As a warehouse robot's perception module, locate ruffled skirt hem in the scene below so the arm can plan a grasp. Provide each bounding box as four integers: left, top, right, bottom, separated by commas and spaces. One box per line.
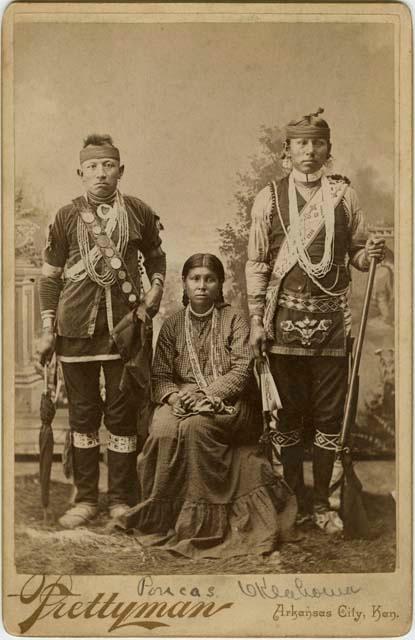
120, 471, 297, 559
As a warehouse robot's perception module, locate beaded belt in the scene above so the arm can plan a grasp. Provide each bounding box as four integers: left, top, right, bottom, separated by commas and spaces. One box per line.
278, 291, 348, 313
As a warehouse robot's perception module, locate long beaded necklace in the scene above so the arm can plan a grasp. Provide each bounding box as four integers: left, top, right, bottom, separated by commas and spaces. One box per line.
184, 305, 220, 388
75, 190, 129, 286
275, 175, 347, 298
288, 172, 335, 278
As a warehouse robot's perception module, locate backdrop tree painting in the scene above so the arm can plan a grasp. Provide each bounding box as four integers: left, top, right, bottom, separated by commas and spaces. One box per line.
218, 125, 285, 312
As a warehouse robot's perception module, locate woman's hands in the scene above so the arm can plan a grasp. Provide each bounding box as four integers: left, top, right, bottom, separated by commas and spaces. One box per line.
177, 389, 204, 411
166, 389, 204, 411
165, 389, 232, 417
166, 392, 180, 407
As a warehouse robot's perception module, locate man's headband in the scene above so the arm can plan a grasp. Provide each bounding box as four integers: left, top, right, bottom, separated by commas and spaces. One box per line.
80, 144, 120, 164
285, 107, 331, 140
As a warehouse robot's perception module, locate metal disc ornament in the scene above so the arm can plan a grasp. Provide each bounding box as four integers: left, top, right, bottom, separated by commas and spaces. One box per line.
81, 211, 95, 224
110, 257, 122, 270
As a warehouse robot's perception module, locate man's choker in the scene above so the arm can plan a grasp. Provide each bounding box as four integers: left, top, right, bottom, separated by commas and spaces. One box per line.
292, 167, 324, 183
87, 189, 117, 206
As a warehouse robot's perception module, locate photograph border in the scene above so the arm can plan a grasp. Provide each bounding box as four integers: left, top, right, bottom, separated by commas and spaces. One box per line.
2, 2, 412, 637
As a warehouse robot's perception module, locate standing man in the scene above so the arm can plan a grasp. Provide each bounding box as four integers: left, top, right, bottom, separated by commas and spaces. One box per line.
246, 109, 385, 534
38, 134, 166, 528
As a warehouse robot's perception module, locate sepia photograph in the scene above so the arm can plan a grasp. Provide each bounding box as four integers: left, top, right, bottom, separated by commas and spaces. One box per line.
2, 2, 412, 637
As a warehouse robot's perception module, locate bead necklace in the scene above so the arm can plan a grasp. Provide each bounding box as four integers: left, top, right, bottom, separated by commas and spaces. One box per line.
185, 305, 220, 387
288, 172, 335, 279
274, 176, 347, 298
189, 304, 215, 318
74, 190, 129, 286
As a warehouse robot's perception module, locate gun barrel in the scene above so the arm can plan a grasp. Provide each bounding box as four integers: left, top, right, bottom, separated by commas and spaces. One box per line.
339, 259, 377, 449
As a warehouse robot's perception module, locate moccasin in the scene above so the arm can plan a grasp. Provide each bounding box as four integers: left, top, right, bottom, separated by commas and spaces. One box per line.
58, 502, 98, 529
313, 509, 343, 534
108, 504, 130, 520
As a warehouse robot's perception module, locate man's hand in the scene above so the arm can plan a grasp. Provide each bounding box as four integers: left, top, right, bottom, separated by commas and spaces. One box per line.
365, 236, 386, 264
250, 316, 267, 361
143, 283, 163, 318
38, 330, 56, 366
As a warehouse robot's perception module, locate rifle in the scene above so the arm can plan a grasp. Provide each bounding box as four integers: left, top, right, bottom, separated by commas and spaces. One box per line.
333, 258, 377, 538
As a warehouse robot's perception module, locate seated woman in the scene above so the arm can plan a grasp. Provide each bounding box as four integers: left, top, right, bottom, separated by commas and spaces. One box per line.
118, 253, 296, 558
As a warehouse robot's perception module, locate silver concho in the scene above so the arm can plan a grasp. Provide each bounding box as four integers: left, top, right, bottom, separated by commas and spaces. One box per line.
110, 257, 122, 270
81, 211, 95, 224
122, 282, 132, 294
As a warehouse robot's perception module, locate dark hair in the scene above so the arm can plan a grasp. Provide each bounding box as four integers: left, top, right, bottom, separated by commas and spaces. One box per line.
83, 134, 115, 148
181, 253, 225, 306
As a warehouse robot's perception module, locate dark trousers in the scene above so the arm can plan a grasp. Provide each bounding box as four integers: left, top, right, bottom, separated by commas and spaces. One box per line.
269, 354, 348, 510
61, 359, 139, 506
61, 359, 138, 436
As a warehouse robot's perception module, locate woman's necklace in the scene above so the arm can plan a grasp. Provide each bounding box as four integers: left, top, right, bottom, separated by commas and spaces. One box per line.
189, 304, 214, 338
189, 304, 215, 318
185, 304, 220, 387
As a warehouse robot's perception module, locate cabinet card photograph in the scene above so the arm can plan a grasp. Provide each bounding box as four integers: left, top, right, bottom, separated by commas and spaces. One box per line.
2, 2, 412, 637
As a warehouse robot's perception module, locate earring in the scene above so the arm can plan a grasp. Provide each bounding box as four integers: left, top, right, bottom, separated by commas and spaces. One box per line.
282, 156, 292, 170
324, 156, 334, 171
